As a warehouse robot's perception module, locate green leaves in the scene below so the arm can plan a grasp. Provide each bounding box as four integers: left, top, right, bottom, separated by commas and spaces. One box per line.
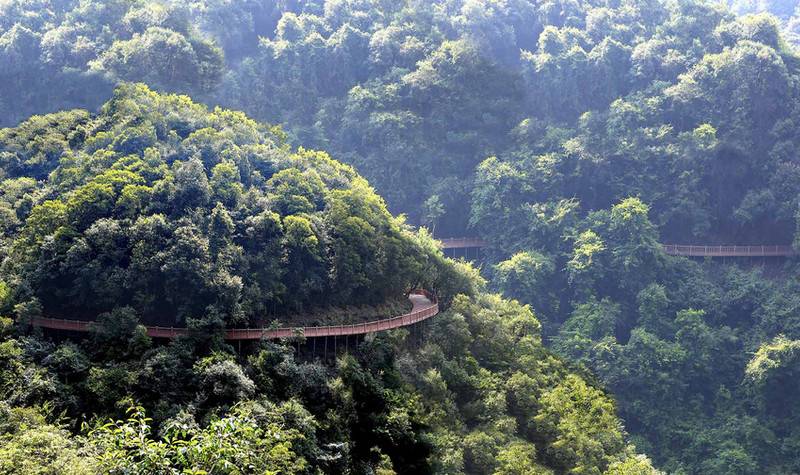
0, 405, 96, 474
568, 230, 606, 286
399, 292, 652, 474
534, 374, 625, 474
1, 85, 432, 323
92, 26, 224, 93
78, 402, 315, 474
746, 335, 800, 386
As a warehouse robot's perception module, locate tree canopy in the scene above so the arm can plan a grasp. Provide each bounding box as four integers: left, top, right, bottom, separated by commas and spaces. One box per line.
0, 85, 654, 474
0, 84, 440, 327
3, 0, 800, 472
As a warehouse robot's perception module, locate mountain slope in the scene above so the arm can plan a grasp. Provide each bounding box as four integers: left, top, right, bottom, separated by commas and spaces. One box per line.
0, 86, 656, 474
0, 83, 431, 327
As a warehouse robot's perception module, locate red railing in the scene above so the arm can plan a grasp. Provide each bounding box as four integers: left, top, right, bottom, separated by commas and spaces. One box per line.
30, 290, 438, 341
662, 244, 796, 257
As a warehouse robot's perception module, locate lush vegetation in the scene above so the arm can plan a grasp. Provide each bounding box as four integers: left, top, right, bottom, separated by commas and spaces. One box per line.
0, 87, 653, 473
4, 0, 800, 472
729, 0, 800, 45
0, 83, 441, 326
5, 0, 800, 239
488, 197, 800, 473
0, 291, 657, 474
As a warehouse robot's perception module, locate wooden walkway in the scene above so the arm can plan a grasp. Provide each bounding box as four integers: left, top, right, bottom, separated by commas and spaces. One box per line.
662, 244, 796, 257
30, 240, 797, 340
439, 237, 489, 249
31, 290, 438, 340
438, 238, 796, 258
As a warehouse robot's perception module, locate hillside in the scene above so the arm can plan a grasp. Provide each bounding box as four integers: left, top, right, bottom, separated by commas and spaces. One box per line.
0, 83, 433, 328
729, 0, 800, 45
0, 86, 656, 474
3, 0, 800, 472
3, 0, 800, 242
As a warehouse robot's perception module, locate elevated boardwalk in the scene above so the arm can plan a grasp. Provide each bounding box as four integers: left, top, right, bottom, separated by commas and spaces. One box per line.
662, 244, 796, 257
31, 241, 797, 340
438, 238, 796, 258
31, 290, 438, 340
439, 237, 489, 249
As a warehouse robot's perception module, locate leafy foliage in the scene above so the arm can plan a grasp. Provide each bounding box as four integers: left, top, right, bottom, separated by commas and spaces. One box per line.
5, 0, 800, 472
0, 84, 647, 473
0, 84, 436, 326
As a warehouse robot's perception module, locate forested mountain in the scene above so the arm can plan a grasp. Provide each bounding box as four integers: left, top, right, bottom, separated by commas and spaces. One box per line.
4, 0, 800, 241
489, 197, 800, 473
0, 87, 656, 473
0, 83, 436, 326
729, 0, 800, 45
3, 0, 800, 473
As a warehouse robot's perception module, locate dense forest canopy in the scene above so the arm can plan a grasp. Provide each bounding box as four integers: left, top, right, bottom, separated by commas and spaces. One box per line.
729, 0, 800, 44
3, 0, 800, 473
4, 0, 800, 242
0, 87, 656, 474
0, 83, 442, 327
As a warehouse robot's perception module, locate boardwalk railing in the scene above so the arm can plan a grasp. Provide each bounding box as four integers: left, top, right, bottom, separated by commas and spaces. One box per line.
662, 244, 796, 257
30, 290, 438, 341
437, 238, 798, 258
439, 237, 489, 249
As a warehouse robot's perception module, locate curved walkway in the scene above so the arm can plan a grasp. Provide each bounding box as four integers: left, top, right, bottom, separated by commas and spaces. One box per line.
30, 290, 438, 341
